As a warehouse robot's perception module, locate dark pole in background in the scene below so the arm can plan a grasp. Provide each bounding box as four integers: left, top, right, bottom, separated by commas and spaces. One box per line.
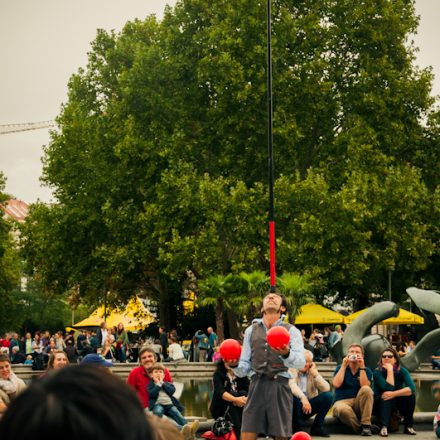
267, 0, 276, 291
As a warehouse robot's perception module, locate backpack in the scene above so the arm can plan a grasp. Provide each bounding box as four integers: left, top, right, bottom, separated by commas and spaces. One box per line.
32, 353, 47, 371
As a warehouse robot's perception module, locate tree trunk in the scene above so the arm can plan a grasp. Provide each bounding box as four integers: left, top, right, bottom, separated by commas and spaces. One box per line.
215, 299, 225, 343
158, 279, 170, 329
147, 272, 171, 329
226, 308, 240, 340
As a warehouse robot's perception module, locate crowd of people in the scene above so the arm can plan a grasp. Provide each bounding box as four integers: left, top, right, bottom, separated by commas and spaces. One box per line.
0, 323, 134, 367
0, 293, 439, 439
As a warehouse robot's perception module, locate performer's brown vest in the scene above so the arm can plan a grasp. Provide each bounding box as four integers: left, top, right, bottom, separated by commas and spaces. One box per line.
250, 321, 292, 378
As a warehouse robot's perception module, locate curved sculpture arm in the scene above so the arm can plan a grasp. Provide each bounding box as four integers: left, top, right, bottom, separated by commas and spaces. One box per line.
343, 301, 399, 354
401, 328, 440, 371
406, 287, 440, 315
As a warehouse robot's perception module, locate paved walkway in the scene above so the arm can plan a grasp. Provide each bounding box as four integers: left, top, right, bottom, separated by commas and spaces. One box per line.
282, 433, 436, 440
196, 430, 438, 440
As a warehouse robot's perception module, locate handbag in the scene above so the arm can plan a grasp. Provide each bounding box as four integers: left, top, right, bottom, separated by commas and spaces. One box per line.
212, 407, 234, 437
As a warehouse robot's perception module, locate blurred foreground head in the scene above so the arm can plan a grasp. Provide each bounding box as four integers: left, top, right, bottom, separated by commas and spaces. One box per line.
0, 365, 153, 440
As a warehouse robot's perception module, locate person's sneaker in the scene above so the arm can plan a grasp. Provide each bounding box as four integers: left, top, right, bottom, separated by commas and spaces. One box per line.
361, 425, 373, 436
379, 426, 388, 437
181, 424, 192, 440
404, 426, 417, 435
310, 427, 331, 437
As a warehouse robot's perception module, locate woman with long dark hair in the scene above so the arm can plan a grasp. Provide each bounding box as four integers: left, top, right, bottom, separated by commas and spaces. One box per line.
373, 347, 416, 437
209, 359, 249, 438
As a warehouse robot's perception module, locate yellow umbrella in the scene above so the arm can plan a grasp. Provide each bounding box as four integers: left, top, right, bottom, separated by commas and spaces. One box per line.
73, 297, 155, 331
344, 308, 424, 325
294, 304, 346, 324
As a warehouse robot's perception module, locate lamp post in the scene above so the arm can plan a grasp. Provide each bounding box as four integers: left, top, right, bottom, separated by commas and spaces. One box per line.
267, 0, 276, 291
388, 269, 392, 301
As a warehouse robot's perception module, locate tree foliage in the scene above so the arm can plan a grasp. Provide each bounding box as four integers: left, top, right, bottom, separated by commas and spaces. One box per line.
20, 0, 440, 327
0, 173, 23, 332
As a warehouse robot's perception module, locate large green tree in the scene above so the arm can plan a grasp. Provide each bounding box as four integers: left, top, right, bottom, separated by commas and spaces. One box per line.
0, 173, 21, 332
21, 0, 440, 326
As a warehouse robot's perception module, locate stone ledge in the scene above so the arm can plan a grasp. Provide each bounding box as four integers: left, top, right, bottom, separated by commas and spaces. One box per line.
190, 412, 437, 435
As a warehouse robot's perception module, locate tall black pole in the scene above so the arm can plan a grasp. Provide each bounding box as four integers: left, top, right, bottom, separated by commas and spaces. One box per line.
267, 0, 276, 291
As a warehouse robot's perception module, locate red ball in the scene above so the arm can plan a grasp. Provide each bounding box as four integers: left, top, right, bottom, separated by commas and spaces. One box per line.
266, 326, 290, 350
219, 339, 242, 361
291, 432, 312, 440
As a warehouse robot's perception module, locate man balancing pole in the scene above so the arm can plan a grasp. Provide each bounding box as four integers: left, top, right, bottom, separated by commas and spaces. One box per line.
231, 291, 305, 440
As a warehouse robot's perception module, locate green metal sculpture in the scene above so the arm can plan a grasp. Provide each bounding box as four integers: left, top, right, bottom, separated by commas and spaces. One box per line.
339, 290, 440, 371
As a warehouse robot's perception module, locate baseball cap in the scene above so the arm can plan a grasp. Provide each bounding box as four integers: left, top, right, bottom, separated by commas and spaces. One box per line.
81, 354, 112, 367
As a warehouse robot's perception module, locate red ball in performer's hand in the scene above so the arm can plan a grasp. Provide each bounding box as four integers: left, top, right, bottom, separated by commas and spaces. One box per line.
219, 339, 242, 362
266, 326, 290, 350
291, 431, 312, 440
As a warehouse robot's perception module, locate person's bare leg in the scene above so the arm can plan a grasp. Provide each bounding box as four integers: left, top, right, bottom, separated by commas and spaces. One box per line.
241, 432, 258, 440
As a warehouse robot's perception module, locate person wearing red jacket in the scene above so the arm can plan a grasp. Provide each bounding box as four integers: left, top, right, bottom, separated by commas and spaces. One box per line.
127, 345, 172, 409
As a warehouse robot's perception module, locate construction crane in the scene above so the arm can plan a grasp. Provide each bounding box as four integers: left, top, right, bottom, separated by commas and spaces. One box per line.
0, 120, 55, 135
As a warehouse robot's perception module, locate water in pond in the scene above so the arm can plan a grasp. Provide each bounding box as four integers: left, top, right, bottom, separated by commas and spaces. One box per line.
178, 378, 439, 418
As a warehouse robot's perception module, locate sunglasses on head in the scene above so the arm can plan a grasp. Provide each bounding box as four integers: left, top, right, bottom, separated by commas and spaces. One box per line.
382, 354, 394, 359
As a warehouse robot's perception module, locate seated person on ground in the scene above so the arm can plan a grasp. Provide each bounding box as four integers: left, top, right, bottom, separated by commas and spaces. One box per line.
0, 354, 26, 415
147, 363, 198, 439
0, 365, 154, 440
373, 347, 416, 437
332, 344, 375, 436
210, 358, 249, 438
289, 350, 333, 437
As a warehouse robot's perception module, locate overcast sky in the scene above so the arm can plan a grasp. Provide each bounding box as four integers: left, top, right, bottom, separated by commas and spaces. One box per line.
0, 0, 439, 203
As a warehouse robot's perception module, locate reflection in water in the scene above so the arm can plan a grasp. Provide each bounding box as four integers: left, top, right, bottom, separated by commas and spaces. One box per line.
179, 378, 213, 418
416, 380, 438, 412
179, 378, 438, 417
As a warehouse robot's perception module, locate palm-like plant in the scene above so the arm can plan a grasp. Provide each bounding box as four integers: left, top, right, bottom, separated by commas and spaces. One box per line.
238, 271, 270, 320
278, 272, 314, 319
198, 274, 248, 342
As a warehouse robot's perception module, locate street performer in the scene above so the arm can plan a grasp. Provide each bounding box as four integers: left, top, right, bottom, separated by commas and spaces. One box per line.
232, 291, 305, 440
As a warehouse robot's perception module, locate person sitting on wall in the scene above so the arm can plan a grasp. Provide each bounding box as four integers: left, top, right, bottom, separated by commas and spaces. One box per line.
373, 347, 416, 437
432, 351, 440, 370
147, 363, 199, 439
210, 358, 249, 438
432, 381, 440, 439
0, 355, 26, 415
332, 344, 376, 436
289, 350, 333, 437
127, 346, 172, 409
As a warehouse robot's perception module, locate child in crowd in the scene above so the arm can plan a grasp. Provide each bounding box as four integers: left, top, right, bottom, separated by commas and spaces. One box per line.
211, 347, 221, 363
23, 355, 33, 365
147, 363, 198, 439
